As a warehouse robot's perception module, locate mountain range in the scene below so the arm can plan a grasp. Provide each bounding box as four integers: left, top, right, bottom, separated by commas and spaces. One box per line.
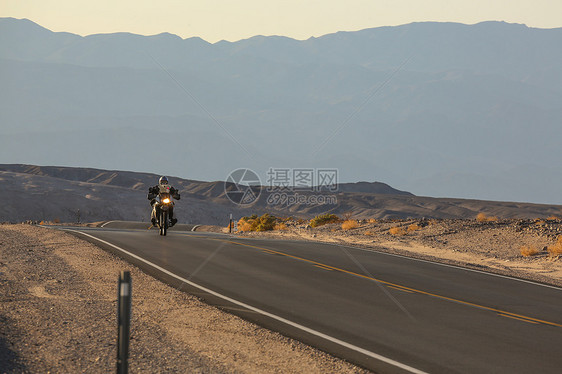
1, 18, 561, 203
2, 164, 561, 225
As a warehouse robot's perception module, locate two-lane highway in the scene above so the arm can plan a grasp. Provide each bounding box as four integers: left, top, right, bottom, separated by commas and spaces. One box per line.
62, 222, 562, 373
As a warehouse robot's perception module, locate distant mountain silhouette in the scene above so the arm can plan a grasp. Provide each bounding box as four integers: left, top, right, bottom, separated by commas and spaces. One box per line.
0, 164, 411, 197
2, 164, 562, 224
1, 18, 562, 204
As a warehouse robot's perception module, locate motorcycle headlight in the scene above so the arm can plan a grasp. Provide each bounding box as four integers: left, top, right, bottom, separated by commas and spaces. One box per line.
162, 198, 171, 203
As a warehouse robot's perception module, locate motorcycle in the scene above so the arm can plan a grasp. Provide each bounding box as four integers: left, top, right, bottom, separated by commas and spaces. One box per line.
152, 192, 173, 236
148, 184, 180, 236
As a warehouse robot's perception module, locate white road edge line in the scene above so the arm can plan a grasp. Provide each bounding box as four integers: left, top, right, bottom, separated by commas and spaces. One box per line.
100, 221, 117, 228
66, 229, 427, 374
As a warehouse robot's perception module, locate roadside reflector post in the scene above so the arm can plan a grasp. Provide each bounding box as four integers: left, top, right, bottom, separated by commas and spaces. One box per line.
229, 213, 233, 233
117, 271, 132, 374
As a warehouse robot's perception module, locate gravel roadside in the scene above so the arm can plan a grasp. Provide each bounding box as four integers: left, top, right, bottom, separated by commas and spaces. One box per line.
0, 224, 367, 373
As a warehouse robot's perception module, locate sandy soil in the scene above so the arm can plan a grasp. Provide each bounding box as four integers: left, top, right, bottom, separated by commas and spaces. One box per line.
0, 224, 367, 373
236, 218, 562, 287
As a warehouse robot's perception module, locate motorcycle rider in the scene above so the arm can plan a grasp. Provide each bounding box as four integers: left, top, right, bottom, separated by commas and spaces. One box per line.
148, 176, 180, 227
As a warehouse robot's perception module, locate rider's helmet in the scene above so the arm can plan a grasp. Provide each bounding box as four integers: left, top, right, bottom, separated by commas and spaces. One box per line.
159, 176, 169, 186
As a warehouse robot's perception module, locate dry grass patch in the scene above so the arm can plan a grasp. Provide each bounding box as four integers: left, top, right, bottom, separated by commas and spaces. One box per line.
548, 236, 562, 257
310, 214, 341, 228
389, 226, 407, 236
274, 223, 288, 231
237, 220, 253, 232
341, 220, 359, 230
520, 245, 540, 257
428, 219, 439, 226
364, 230, 376, 236
237, 214, 279, 232
407, 224, 420, 232
476, 213, 498, 222
368, 218, 377, 224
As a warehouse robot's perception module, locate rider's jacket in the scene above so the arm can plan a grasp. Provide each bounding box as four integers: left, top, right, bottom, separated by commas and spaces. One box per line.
148, 185, 181, 200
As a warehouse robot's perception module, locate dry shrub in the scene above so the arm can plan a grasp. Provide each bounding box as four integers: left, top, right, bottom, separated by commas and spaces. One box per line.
53, 218, 61, 224
368, 218, 377, 224
476, 213, 498, 222
341, 220, 359, 230
476, 213, 487, 222
407, 224, 420, 232
238, 214, 278, 232
310, 214, 341, 228
535, 220, 546, 226
364, 230, 376, 236
548, 236, 562, 257
237, 219, 253, 232
547, 215, 559, 220
274, 223, 288, 231
520, 245, 539, 257
254, 214, 277, 231
389, 226, 406, 236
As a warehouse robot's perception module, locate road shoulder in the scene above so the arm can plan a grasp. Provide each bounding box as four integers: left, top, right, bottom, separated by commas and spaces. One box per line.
0, 224, 367, 373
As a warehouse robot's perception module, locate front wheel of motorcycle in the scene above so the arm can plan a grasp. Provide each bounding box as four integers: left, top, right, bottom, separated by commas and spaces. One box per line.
162, 211, 168, 236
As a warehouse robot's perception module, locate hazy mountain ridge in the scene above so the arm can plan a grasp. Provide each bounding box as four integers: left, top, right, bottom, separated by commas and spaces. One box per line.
0, 164, 410, 198
1, 164, 562, 225
1, 18, 562, 203
0, 164, 414, 224
3, 18, 561, 85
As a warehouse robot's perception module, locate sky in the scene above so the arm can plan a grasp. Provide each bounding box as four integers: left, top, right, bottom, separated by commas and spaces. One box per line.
1, 0, 561, 42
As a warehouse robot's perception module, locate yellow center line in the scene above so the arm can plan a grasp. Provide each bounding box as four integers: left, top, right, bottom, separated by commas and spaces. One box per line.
314, 264, 333, 271
211, 238, 562, 328
498, 314, 538, 324
387, 286, 414, 293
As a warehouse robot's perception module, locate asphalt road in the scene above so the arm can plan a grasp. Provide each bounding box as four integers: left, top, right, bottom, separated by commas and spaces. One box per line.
62, 222, 562, 374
